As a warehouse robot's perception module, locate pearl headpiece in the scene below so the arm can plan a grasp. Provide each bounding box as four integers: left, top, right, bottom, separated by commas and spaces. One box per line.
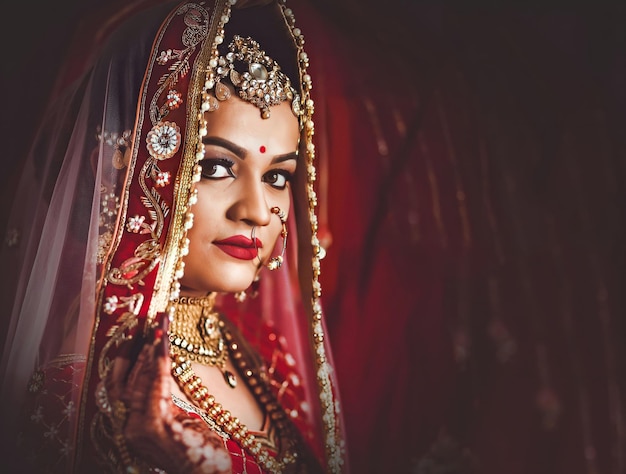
205, 35, 301, 120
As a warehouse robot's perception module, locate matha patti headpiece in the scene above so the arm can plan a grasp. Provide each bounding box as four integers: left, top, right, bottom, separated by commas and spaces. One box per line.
205, 35, 301, 120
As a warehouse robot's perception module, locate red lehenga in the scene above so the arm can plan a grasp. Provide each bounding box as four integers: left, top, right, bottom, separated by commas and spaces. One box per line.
0, 1, 346, 472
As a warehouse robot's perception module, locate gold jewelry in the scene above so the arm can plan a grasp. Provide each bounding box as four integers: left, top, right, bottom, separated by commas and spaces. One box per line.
267, 206, 288, 270
249, 206, 288, 272
205, 35, 301, 120
170, 322, 299, 473
252, 207, 288, 271
168, 294, 237, 388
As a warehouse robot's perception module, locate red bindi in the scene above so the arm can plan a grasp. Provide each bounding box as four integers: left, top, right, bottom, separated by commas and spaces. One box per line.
259, 145, 266, 153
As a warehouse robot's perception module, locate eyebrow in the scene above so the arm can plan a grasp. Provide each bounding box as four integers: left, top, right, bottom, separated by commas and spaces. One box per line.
271, 151, 298, 164
202, 136, 298, 164
202, 136, 246, 158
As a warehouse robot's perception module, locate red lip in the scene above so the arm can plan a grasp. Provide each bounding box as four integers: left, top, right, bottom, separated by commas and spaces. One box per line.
213, 235, 263, 261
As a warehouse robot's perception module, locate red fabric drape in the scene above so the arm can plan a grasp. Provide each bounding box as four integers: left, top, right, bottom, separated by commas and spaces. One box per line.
297, 2, 625, 473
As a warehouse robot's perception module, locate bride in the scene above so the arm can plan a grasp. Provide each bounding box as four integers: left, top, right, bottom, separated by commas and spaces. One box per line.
0, 1, 346, 472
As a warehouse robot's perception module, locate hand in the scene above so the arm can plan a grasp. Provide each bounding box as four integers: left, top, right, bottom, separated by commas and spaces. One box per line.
104, 318, 232, 474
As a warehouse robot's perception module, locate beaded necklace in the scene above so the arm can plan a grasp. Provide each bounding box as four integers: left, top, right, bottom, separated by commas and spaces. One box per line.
169, 296, 299, 473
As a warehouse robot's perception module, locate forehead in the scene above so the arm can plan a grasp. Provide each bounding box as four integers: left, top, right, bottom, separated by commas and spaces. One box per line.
203, 97, 299, 152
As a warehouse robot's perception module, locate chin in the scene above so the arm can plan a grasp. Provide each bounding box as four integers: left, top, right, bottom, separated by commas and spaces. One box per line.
210, 278, 253, 294
180, 265, 257, 295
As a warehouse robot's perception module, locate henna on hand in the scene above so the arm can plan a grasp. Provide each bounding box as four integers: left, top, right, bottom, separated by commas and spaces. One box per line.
104, 320, 232, 474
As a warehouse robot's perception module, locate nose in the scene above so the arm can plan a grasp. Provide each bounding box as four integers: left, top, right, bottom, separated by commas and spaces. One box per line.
227, 179, 272, 227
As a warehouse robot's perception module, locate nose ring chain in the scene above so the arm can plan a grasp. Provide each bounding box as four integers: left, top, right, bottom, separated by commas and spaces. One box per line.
251, 207, 287, 271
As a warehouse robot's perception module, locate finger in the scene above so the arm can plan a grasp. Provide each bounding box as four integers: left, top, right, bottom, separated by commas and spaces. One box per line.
150, 311, 170, 359
155, 356, 174, 422
153, 315, 173, 409
110, 316, 164, 395
105, 336, 136, 398
122, 342, 157, 413
123, 337, 173, 419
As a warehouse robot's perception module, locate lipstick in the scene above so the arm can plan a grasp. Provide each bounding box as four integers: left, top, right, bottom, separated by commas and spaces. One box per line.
213, 235, 262, 261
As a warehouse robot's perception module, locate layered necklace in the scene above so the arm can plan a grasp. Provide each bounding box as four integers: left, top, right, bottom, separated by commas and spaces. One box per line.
168, 295, 299, 473
169, 294, 237, 388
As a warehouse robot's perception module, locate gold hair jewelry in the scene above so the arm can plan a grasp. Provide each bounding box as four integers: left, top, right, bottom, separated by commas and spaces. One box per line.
205, 35, 301, 120
168, 294, 237, 388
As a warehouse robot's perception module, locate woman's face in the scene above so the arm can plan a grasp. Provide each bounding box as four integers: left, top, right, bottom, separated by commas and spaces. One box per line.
180, 95, 299, 296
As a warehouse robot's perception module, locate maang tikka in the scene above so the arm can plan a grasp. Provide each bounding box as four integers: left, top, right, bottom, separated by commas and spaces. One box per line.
204, 35, 302, 120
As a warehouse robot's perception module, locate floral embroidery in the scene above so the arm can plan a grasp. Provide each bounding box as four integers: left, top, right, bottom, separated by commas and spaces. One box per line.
146, 121, 181, 160
182, 429, 204, 448
97, 128, 132, 170
104, 294, 145, 316
97, 231, 113, 265
59, 440, 73, 457
100, 191, 120, 221
157, 49, 174, 65
97, 186, 121, 267
126, 215, 146, 233
43, 426, 59, 439
62, 401, 76, 418
95, 381, 112, 415
154, 170, 171, 188
4, 228, 20, 248
28, 370, 45, 393
30, 406, 44, 423
166, 89, 183, 109
103, 296, 119, 314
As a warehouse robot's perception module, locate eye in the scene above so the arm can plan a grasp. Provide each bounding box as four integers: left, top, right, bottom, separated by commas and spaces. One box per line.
263, 170, 292, 190
200, 158, 235, 180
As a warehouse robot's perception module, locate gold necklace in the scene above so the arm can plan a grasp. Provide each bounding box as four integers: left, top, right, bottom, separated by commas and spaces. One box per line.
170, 321, 299, 473
169, 294, 237, 388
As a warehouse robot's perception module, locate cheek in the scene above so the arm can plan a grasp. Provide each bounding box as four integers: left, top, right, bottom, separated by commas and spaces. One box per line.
185, 190, 220, 250
190, 185, 223, 227
187, 205, 211, 243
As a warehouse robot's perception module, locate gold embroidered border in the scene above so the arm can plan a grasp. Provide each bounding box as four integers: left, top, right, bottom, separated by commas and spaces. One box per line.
148, 0, 227, 321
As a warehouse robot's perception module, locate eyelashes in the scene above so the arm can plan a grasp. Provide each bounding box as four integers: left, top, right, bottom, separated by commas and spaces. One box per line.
262, 170, 291, 190
200, 158, 235, 180
199, 158, 293, 190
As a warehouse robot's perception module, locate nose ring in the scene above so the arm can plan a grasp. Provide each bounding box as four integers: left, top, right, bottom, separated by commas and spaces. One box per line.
251, 207, 287, 271
267, 207, 287, 270
251, 225, 261, 264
